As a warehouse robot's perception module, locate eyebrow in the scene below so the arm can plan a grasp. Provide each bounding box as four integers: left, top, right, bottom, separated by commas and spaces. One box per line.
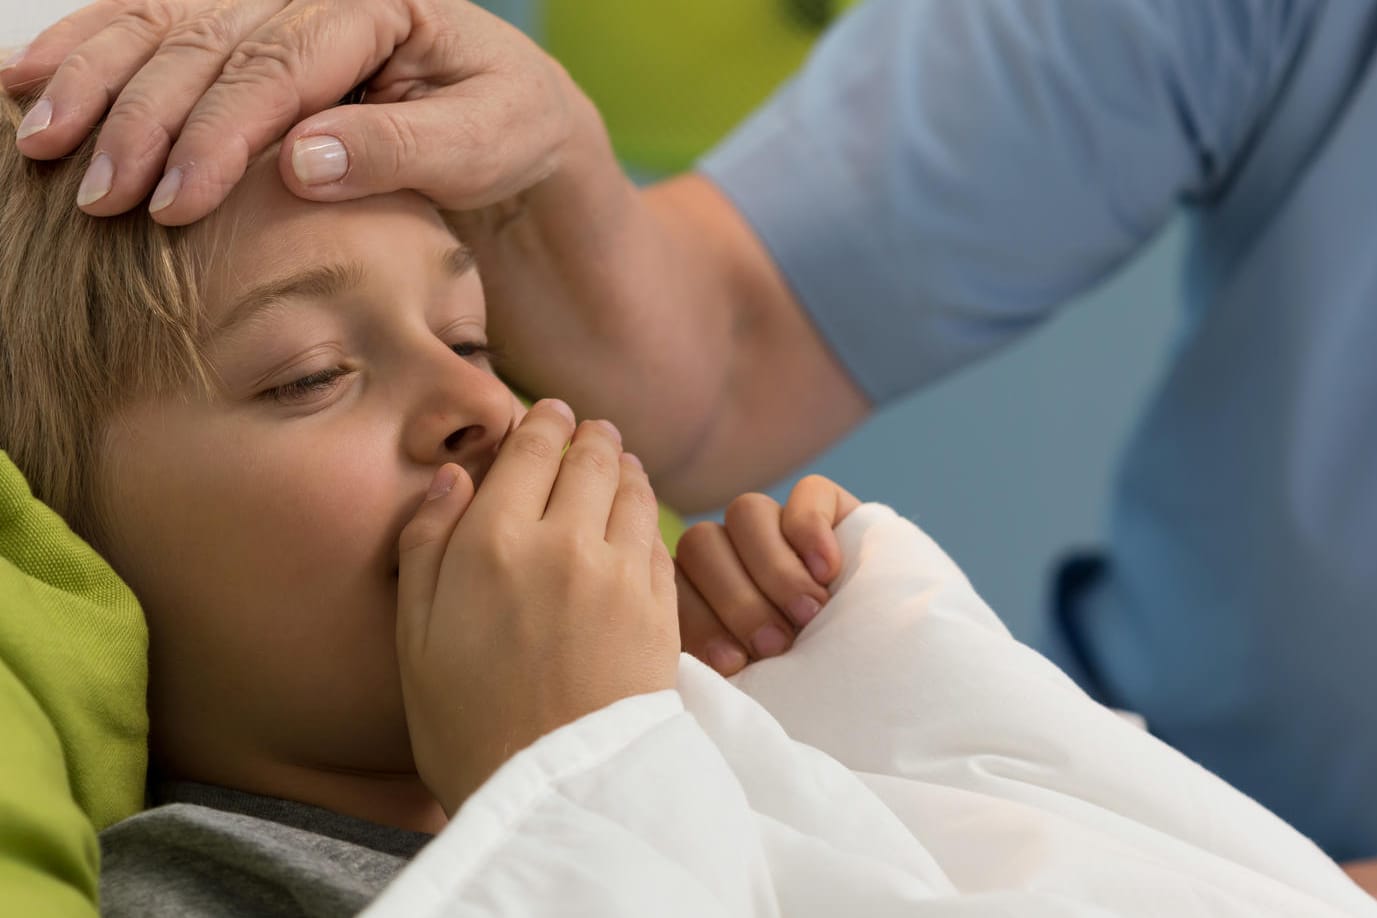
212, 244, 477, 338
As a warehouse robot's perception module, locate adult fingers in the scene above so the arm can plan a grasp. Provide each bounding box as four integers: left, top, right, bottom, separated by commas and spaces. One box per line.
781, 475, 861, 586
466, 398, 576, 524
13, 0, 273, 173
674, 521, 797, 662
675, 565, 748, 677
0, 0, 126, 98
144, 0, 415, 225
397, 463, 475, 654
723, 492, 830, 629
277, 67, 574, 211
75, 0, 289, 214
544, 420, 623, 529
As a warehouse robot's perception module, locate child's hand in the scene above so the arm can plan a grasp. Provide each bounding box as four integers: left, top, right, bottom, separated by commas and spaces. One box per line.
676, 475, 860, 676
396, 400, 679, 815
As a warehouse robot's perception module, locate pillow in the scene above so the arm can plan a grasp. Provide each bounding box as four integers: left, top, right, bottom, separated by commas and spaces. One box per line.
0, 450, 148, 917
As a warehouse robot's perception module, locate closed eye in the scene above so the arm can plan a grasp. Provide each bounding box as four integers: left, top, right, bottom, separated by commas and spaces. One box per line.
258, 339, 497, 405
259, 367, 348, 404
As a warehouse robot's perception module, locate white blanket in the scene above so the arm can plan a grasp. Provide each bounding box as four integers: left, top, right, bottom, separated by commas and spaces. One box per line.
365, 504, 1376, 916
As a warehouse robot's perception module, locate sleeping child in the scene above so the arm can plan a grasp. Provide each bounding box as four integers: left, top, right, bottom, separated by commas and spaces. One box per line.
1, 91, 1374, 917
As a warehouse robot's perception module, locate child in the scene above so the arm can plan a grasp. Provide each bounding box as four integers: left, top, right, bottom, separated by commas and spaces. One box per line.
1, 93, 1373, 917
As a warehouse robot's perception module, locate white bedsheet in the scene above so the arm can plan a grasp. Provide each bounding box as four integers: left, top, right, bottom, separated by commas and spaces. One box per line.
365, 504, 1376, 916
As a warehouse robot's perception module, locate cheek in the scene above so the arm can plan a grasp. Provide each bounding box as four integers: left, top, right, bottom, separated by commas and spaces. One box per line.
214, 440, 400, 581
109, 414, 403, 615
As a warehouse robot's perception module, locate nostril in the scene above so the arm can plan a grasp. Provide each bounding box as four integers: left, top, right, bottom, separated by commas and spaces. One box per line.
444, 425, 481, 453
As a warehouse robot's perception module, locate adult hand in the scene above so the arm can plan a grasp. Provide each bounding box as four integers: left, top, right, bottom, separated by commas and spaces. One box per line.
676, 475, 860, 676
396, 400, 678, 814
1, 0, 590, 226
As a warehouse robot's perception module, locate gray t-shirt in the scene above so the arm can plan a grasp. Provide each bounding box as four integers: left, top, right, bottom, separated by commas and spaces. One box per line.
99, 782, 433, 917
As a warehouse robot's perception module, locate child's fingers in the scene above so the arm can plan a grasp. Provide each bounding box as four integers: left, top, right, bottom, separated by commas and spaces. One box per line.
468, 399, 575, 523
396, 463, 476, 653
545, 419, 624, 529
650, 538, 677, 618
676, 565, 748, 676
675, 521, 797, 661
780, 475, 861, 586
723, 492, 830, 629
604, 452, 657, 555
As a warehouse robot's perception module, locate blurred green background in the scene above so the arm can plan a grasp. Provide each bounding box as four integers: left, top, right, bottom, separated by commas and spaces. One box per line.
482, 0, 858, 173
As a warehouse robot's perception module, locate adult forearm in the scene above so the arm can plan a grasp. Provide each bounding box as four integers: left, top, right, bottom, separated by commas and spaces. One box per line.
456, 91, 750, 500
459, 75, 868, 512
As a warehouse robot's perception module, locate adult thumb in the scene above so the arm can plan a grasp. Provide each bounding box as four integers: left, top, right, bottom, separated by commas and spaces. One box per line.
278, 86, 569, 211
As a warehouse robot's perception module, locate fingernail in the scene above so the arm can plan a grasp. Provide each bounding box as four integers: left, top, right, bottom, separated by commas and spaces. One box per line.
787, 595, 822, 628
804, 551, 830, 583
426, 465, 459, 501
77, 152, 114, 207
706, 641, 747, 675
622, 452, 643, 472
1, 45, 28, 73
751, 624, 790, 657
149, 167, 182, 213
292, 134, 349, 185
543, 398, 575, 425
16, 97, 51, 140
596, 419, 622, 444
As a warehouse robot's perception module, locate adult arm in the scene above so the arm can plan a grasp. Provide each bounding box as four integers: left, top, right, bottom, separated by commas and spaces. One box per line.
3, 0, 1314, 510
461, 0, 1317, 509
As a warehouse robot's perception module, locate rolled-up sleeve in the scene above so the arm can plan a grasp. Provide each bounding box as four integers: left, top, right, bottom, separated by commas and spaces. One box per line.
699, 0, 1313, 404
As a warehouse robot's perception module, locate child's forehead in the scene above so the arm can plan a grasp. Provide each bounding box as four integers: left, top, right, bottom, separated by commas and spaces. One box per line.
199, 150, 461, 317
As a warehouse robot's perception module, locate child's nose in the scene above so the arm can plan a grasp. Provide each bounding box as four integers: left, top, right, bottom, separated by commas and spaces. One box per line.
441, 423, 497, 486
411, 383, 513, 485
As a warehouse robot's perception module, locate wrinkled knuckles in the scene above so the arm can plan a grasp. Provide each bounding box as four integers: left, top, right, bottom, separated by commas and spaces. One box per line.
162, 13, 245, 57
377, 107, 424, 183
111, 1, 181, 44
223, 37, 303, 93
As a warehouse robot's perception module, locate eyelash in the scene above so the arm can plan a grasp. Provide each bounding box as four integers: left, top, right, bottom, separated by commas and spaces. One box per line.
259, 341, 493, 404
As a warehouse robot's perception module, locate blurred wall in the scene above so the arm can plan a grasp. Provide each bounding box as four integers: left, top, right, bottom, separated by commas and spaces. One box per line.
1, 1, 1180, 638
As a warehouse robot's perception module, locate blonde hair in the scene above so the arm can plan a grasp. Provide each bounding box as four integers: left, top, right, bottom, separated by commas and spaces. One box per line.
0, 92, 211, 544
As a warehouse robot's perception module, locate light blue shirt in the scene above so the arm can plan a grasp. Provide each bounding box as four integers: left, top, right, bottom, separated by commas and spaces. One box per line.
701, 0, 1377, 859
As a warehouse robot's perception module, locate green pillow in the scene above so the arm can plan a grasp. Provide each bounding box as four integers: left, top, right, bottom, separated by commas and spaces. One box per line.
0, 450, 148, 918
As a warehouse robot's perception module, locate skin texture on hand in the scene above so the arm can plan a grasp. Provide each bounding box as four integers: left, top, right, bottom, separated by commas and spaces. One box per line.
2, 0, 576, 225
396, 401, 678, 814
